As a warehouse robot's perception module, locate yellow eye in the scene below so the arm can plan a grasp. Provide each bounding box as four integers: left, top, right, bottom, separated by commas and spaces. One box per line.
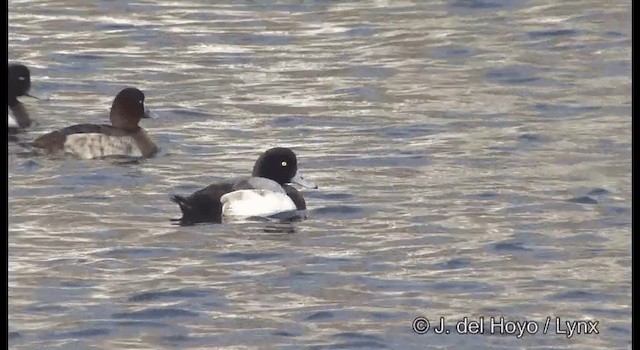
281, 161, 287, 167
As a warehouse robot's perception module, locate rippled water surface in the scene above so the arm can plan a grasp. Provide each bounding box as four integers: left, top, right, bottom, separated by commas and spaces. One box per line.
8, 0, 631, 349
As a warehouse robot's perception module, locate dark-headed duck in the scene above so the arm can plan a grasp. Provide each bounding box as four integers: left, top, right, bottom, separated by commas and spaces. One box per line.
32, 87, 157, 159
171, 147, 317, 225
8, 64, 37, 132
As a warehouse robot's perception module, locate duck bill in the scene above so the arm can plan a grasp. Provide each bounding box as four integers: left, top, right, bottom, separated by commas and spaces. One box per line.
143, 107, 159, 119
290, 172, 318, 189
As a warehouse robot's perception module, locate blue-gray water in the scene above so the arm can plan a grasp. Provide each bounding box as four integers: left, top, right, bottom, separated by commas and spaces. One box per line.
8, 1, 631, 349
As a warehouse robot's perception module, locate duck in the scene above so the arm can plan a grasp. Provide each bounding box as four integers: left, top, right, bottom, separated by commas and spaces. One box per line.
8, 64, 37, 132
32, 87, 158, 159
171, 147, 317, 225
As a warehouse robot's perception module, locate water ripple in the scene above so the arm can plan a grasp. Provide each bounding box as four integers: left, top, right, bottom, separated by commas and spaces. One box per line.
112, 308, 200, 320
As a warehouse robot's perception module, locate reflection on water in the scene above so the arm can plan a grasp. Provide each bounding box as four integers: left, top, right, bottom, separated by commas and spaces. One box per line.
9, 0, 630, 349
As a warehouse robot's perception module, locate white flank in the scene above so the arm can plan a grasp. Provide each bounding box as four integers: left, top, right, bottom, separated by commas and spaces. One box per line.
221, 189, 297, 219
8, 114, 19, 128
64, 133, 142, 159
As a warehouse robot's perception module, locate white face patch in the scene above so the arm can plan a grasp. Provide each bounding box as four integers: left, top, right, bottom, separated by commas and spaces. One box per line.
64, 133, 143, 159
220, 189, 297, 218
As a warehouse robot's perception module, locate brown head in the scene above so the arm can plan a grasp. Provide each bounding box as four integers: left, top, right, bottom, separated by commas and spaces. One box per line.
109, 87, 151, 131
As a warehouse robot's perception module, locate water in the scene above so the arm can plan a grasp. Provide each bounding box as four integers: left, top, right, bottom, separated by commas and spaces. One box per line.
8, 0, 631, 349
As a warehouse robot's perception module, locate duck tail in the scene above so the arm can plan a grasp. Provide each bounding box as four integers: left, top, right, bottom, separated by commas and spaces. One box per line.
170, 195, 188, 211
170, 195, 190, 225
8, 137, 37, 156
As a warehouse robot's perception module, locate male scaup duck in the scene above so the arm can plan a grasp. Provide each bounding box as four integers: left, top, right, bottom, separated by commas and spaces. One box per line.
32, 87, 158, 159
171, 147, 318, 225
8, 64, 38, 132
